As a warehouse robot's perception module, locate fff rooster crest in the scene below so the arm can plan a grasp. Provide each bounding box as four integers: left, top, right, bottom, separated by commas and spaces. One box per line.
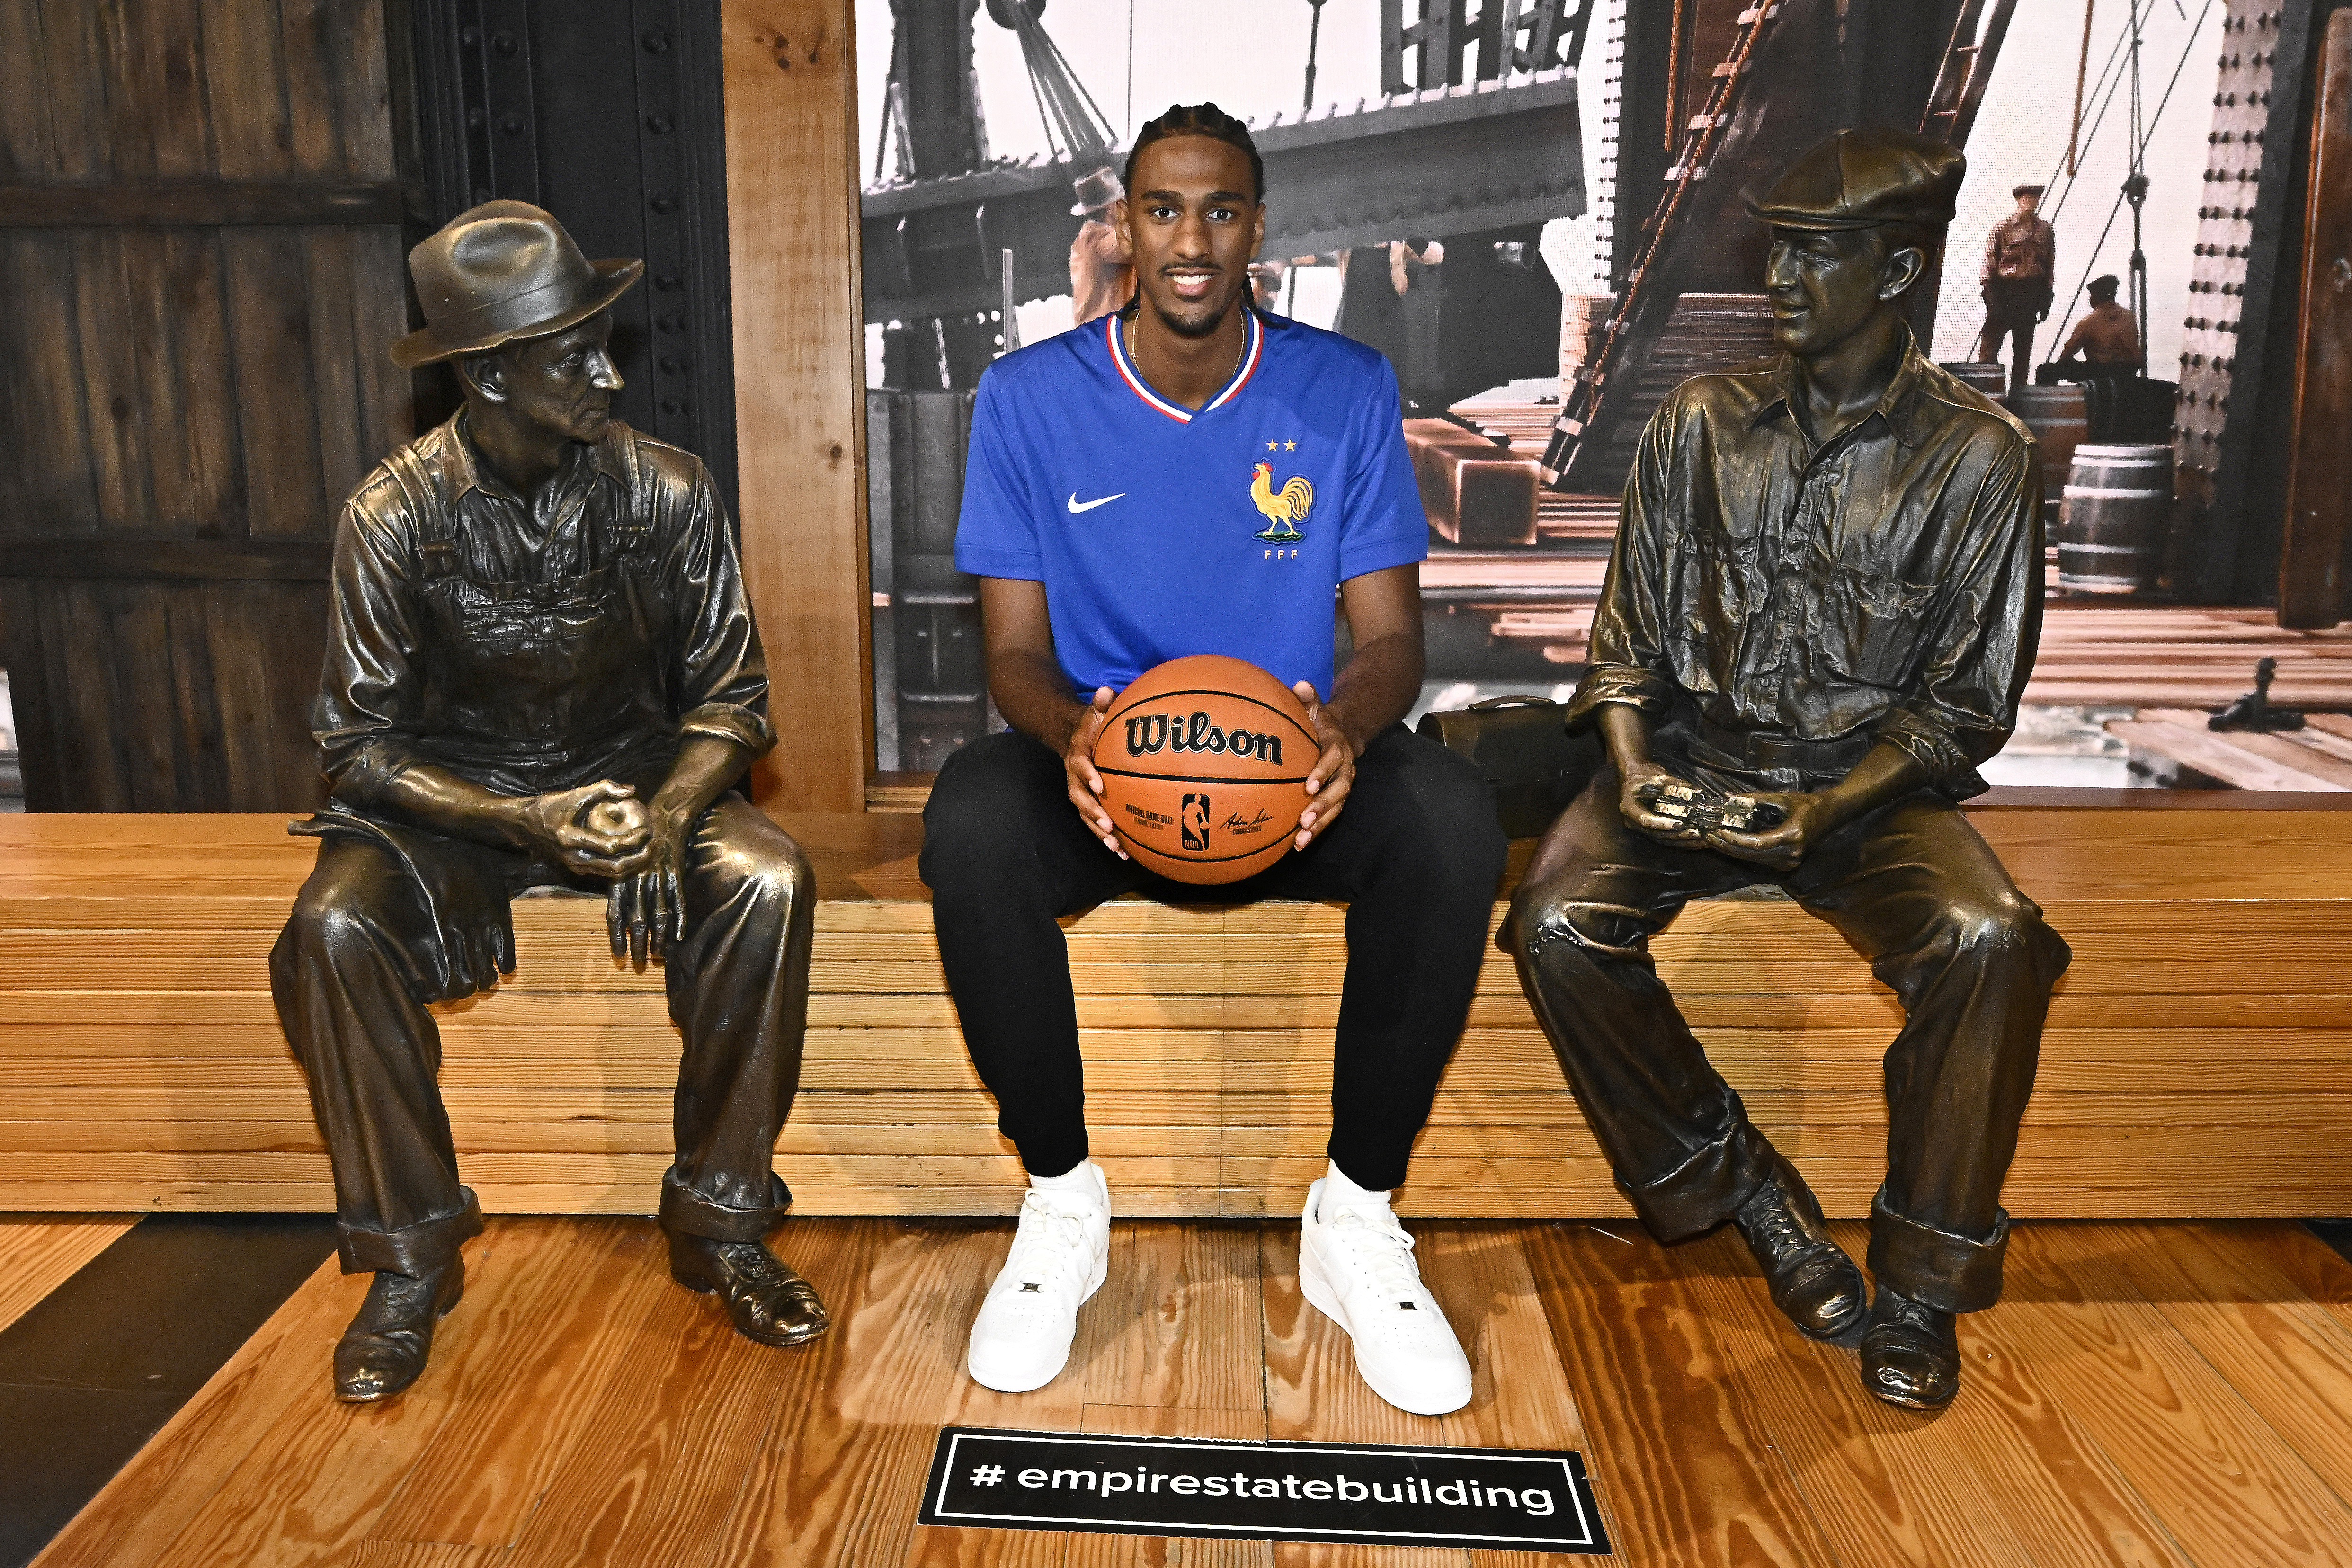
1249, 459, 1313, 544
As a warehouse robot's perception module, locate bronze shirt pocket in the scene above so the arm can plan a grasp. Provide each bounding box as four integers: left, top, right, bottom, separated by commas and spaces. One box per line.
1829, 569, 1940, 683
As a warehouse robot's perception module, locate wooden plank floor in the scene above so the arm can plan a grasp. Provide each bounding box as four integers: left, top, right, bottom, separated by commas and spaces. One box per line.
31, 1217, 2352, 1567
0, 1213, 136, 1334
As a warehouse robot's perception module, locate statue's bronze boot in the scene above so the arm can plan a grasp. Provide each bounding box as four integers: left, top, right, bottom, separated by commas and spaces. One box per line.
1733, 1155, 1867, 1340
1861, 1287, 1961, 1410
334, 1258, 465, 1403
668, 1233, 830, 1347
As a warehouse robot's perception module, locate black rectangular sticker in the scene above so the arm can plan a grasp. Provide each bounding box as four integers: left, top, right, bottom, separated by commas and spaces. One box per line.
917, 1426, 1611, 1553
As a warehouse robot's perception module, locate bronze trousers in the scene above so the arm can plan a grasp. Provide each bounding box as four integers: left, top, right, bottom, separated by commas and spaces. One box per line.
269, 796, 815, 1277
1500, 769, 2070, 1312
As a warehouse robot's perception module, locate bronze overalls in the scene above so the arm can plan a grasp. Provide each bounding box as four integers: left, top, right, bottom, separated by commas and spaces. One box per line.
269, 419, 813, 1279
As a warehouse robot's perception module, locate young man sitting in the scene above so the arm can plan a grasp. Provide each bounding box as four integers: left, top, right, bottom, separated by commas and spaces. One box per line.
918, 105, 1507, 1417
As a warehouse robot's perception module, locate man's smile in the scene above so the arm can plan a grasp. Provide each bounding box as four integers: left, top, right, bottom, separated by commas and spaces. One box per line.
1164, 265, 1219, 303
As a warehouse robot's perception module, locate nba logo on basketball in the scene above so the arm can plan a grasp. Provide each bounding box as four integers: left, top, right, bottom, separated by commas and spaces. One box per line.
1182, 793, 1210, 851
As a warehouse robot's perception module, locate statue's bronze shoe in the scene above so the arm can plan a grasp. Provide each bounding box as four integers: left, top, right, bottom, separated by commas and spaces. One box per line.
668, 1233, 829, 1347
334, 1258, 465, 1403
1862, 1287, 1962, 1410
1733, 1154, 1867, 1340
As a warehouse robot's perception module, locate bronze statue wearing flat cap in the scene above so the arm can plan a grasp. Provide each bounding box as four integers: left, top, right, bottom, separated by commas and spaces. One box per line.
1503, 127, 2067, 1411
271, 201, 828, 1403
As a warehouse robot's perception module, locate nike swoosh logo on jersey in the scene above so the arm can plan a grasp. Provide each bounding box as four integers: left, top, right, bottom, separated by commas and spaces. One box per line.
1067, 492, 1125, 514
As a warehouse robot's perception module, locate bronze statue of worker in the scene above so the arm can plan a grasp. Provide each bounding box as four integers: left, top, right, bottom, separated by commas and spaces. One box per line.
1502, 129, 2070, 1410
270, 202, 827, 1403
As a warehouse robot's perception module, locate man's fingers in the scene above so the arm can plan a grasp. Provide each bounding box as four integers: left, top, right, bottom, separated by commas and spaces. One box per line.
607, 878, 628, 957
1295, 764, 1354, 848
666, 867, 686, 945
629, 878, 652, 965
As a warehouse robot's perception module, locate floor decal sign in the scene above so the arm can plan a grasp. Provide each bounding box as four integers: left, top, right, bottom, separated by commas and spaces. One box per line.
918, 1426, 1613, 1553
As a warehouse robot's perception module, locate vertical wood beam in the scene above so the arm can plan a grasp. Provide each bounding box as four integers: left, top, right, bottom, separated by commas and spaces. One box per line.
721, 1, 872, 811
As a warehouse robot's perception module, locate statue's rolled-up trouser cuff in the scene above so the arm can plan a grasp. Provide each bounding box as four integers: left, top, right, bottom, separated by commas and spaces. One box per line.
338, 1187, 483, 1276
1619, 1113, 1778, 1243
1867, 1184, 2009, 1313
658, 1168, 791, 1242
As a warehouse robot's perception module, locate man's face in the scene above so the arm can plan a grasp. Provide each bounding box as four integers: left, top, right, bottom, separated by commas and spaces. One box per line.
2018, 191, 2040, 215
1118, 135, 1265, 339
1764, 226, 1913, 356
475, 312, 622, 442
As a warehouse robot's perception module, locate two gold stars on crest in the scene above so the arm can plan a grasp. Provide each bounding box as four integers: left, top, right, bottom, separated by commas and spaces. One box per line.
1265, 439, 1298, 452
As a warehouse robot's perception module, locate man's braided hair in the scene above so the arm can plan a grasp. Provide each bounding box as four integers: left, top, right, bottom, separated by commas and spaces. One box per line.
1123, 102, 1265, 203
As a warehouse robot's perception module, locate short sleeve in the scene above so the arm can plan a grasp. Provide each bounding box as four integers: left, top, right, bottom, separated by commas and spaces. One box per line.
953, 367, 1046, 580
1336, 359, 1430, 581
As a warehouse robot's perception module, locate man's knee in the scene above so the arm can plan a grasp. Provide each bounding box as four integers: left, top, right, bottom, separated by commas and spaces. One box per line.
1503, 878, 1644, 968
1359, 737, 1508, 894
700, 811, 815, 915
920, 731, 1060, 888
276, 852, 419, 971
1935, 886, 2071, 982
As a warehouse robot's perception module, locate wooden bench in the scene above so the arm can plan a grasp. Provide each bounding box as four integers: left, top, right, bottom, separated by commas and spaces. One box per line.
4, 797, 2351, 1220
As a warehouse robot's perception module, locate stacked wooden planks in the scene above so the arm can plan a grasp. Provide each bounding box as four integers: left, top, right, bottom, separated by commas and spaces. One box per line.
2107, 710, 2352, 791
1443, 398, 1622, 547
3, 803, 2352, 1219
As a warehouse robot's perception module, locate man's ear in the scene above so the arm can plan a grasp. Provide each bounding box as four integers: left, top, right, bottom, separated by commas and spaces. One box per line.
1879, 245, 1927, 303
457, 351, 510, 403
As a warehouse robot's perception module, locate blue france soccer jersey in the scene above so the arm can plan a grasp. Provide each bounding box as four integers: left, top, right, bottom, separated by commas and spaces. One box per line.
953, 307, 1429, 700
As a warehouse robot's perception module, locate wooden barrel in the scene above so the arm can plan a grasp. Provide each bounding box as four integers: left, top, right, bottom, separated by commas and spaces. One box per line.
2058, 443, 2173, 594
1939, 360, 2009, 397
2001, 384, 2089, 520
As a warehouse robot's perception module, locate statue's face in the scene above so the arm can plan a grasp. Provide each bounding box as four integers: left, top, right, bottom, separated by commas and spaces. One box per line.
1119, 135, 1265, 339
1764, 226, 1917, 357
472, 312, 622, 442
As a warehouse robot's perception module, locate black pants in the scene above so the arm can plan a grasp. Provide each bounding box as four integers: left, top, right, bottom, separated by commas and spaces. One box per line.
270, 796, 815, 1276
1501, 768, 2070, 1312
1976, 277, 2053, 394
920, 727, 1507, 1189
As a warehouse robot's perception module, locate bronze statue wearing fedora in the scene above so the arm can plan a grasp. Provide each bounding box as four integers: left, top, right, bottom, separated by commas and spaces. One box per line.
1502, 130, 2070, 1410
270, 201, 827, 1402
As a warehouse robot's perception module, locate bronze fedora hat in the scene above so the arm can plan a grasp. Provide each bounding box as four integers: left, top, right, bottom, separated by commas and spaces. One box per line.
392, 200, 644, 369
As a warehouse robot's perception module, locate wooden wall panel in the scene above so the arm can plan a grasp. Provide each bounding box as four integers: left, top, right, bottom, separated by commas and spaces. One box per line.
721, 0, 873, 811
0, 0, 413, 812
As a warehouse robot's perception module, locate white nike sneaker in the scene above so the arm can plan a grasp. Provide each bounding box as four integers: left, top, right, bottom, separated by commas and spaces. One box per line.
966, 1164, 1112, 1393
1297, 1178, 1474, 1416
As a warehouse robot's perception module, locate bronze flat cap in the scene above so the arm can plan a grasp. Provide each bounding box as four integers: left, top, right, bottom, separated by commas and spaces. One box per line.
1744, 127, 1966, 232
393, 201, 643, 369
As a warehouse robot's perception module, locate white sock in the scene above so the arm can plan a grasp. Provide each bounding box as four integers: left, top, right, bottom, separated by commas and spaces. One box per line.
1321, 1159, 1395, 1222
1029, 1161, 1100, 1198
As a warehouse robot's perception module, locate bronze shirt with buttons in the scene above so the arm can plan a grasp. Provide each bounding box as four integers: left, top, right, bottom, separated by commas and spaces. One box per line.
315, 412, 770, 811
1565, 334, 2045, 796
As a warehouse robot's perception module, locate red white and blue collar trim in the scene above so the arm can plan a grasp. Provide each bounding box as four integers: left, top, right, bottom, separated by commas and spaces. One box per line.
1104, 306, 1263, 423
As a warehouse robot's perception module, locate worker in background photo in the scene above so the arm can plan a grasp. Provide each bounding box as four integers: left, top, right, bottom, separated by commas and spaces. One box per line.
1391, 235, 1446, 411
1069, 164, 1135, 326
2055, 273, 2142, 384
1974, 182, 2055, 393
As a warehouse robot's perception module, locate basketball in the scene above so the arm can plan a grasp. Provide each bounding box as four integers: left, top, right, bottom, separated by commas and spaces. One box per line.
1092, 655, 1320, 884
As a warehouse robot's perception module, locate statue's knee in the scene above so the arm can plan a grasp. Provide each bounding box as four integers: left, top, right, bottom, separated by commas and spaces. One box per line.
1942, 889, 2068, 978
1504, 885, 1624, 966
283, 880, 378, 957
724, 839, 813, 913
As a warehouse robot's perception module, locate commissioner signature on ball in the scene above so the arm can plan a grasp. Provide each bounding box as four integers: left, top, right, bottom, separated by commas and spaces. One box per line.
1221, 809, 1274, 833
